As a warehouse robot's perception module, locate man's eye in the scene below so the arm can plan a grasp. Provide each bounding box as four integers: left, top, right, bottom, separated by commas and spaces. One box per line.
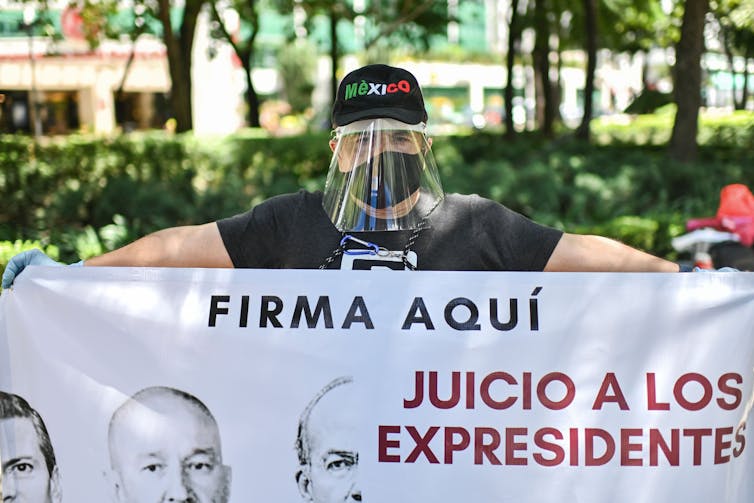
327, 459, 347, 471
10, 462, 34, 474
325, 455, 356, 472
392, 132, 417, 143
184, 454, 216, 473
142, 463, 163, 473
186, 461, 214, 472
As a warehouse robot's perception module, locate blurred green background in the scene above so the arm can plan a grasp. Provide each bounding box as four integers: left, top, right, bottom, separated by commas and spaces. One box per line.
1, 0, 754, 279
2, 109, 753, 274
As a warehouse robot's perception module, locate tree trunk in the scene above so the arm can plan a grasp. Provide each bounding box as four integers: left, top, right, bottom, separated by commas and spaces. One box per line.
553, 30, 563, 124
329, 9, 339, 126
668, 0, 709, 162
640, 51, 650, 89
576, 0, 597, 141
533, 0, 553, 136
157, 0, 204, 133
244, 5, 261, 127
115, 33, 141, 101
742, 52, 751, 110
241, 53, 261, 127
504, 0, 520, 139
114, 35, 139, 127
722, 28, 742, 109
208, 1, 260, 127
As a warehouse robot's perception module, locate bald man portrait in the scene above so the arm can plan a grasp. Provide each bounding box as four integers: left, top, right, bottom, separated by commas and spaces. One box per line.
107, 386, 231, 503
0, 391, 62, 503
295, 376, 361, 503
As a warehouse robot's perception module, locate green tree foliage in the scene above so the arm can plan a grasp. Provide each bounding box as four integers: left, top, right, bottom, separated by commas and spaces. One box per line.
359, 0, 450, 55
272, 0, 450, 123
277, 39, 318, 115
272, 0, 355, 113
598, 0, 678, 100
600, 0, 675, 54
69, 0, 205, 132
2, 113, 753, 270
711, 0, 754, 109
207, 0, 262, 127
75, 0, 156, 116
552, 0, 677, 138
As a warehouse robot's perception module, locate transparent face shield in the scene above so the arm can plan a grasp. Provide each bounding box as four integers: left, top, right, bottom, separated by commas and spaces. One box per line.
322, 119, 445, 232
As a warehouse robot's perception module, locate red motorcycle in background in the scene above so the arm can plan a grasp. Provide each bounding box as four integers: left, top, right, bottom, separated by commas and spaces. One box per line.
672, 184, 754, 271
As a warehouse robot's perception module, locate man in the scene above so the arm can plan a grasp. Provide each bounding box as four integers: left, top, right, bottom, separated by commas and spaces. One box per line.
295, 376, 361, 503
107, 386, 231, 503
1, 63, 680, 284
0, 391, 62, 503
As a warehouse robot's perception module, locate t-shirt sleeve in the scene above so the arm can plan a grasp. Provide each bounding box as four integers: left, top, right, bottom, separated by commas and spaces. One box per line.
474, 196, 563, 271
216, 191, 305, 268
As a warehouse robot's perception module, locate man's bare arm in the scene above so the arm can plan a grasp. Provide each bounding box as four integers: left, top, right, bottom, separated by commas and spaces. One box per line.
544, 233, 680, 272
84, 222, 233, 268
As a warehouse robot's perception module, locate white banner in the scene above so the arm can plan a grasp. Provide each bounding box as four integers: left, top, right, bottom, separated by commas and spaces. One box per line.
1, 267, 753, 503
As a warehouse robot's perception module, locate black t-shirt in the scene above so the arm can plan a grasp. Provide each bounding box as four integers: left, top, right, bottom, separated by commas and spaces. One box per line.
217, 190, 563, 271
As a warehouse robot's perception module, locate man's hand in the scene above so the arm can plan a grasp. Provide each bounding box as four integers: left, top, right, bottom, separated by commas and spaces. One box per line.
2, 249, 67, 289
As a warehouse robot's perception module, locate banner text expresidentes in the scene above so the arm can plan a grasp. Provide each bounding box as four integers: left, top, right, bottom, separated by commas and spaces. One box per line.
380, 369, 746, 468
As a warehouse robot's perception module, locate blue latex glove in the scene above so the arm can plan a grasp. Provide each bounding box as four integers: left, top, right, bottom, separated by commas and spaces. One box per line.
1, 249, 83, 289
692, 266, 740, 272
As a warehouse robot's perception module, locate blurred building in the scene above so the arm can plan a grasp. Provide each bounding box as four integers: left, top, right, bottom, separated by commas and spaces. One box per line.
0, 1, 750, 136
0, 4, 171, 134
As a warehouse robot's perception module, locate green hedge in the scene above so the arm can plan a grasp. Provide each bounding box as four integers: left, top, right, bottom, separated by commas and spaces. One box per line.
2, 113, 753, 275
0, 131, 333, 263
591, 108, 754, 148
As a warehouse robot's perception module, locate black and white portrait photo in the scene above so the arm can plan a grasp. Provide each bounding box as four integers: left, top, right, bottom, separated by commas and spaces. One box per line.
295, 376, 361, 503
106, 386, 231, 503
0, 391, 62, 503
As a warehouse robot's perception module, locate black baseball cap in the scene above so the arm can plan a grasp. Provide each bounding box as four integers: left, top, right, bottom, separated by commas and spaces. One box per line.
331, 64, 428, 127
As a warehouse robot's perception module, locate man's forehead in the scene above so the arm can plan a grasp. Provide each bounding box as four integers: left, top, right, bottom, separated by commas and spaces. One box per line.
340, 130, 421, 140
115, 405, 217, 436
0, 416, 44, 457
131, 446, 219, 462
308, 426, 358, 455
116, 392, 214, 425
306, 386, 359, 452
110, 398, 221, 459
